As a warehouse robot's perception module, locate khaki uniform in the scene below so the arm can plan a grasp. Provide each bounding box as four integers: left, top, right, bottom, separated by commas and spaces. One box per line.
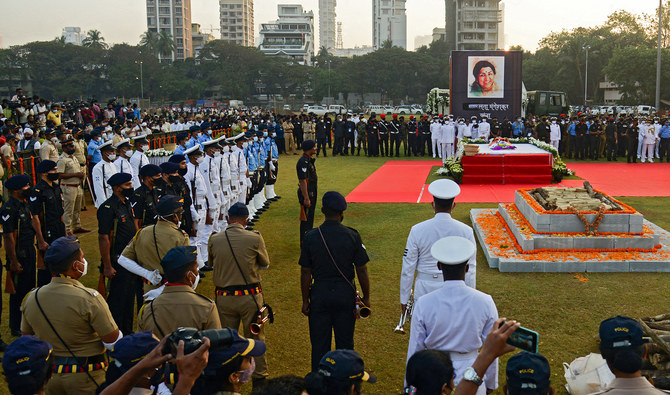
208, 223, 270, 378
138, 285, 220, 337
57, 153, 83, 232
20, 277, 117, 394
73, 138, 88, 205
591, 377, 670, 394
121, 220, 190, 292
0, 144, 14, 166
39, 140, 59, 162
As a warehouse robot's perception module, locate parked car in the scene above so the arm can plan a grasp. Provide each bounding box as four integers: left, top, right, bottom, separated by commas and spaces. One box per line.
637, 105, 653, 116
394, 106, 412, 115
306, 105, 329, 116
328, 105, 346, 114
410, 105, 424, 115
368, 105, 385, 114
383, 105, 395, 114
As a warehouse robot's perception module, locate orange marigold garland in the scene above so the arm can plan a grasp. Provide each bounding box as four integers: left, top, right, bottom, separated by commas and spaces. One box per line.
567, 204, 606, 235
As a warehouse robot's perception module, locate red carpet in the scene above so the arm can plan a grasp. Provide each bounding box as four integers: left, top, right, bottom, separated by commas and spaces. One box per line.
346, 161, 670, 204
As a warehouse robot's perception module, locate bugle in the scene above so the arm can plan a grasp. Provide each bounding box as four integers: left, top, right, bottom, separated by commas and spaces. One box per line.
355, 292, 371, 319
250, 304, 274, 335
394, 290, 414, 334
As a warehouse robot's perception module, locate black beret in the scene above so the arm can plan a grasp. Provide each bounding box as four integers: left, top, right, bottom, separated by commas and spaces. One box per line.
161, 246, 198, 273
301, 140, 316, 151
228, 202, 249, 217
156, 195, 184, 216
139, 164, 162, 177
107, 172, 132, 186
168, 154, 186, 163
159, 161, 180, 174
322, 191, 347, 211
5, 175, 30, 190
176, 132, 189, 141
61, 138, 74, 146
36, 160, 57, 173
44, 236, 80, 267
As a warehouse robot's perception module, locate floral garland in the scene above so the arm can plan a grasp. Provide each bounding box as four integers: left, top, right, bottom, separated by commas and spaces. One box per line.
567, 204, 606, 235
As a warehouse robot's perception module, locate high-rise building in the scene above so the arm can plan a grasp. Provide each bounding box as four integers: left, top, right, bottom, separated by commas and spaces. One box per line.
146, 0, 193, 62
62, 27, 83, 46
259, 4, 315, 65
445, 0, 503, 51
372, 0, 407, 50
191, 23, 215, 57
219, 0, 254, 46
319, 0, 336, 51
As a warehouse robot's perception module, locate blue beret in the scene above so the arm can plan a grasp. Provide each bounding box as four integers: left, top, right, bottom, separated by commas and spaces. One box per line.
301, 140, 316, 151
36, 160, 57, 173
107, 172, 132, 186
159, 161, 180, 174
228, 202, 249, 217
176, 132, 189, 141
109, 331, 158, 372
203, 329, 266, 376
161, 246, 198, 273
168, 154, 186, 163
2, 335, 52, 377
322, 191, 347, 211
139, 164, 162, 177
244, 131, 253, 138
256, 130, 264, 136
156, 195, 184, 216
45, 236, 81, 267
189, 125, 200, 132
5, 174, 30, 190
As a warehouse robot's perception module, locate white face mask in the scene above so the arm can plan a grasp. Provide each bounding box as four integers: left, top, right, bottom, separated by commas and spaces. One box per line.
197, 132, 202, 138
189, 270, 200, 290
123, 150, 132, 158
196, 156, 204, 164
141, 144, 150, 151
108, 154, 117, 161
271, 133, 276, 138
75, 258, 88, 277
214, 151, 222, 158
242, 142, 249, 148
223, 146, 230, 153
102, 133, 108, 140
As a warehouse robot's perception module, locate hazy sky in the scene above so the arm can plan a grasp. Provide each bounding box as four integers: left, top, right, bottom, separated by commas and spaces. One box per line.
0, 0, 663, 51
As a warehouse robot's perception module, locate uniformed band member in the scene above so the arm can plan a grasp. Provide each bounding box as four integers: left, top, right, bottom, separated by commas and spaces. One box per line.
400, 179, 477, 318
58, 138, 88, 234
299, 191, 371, 372
138, 245, 221, 337
1, 175, 44, 336
184, 144, 215, 269
208, 202, 271, 382
30, 160, 67, 286
97, 172, 138, 336
130, 135, 150, 189
407, 236, 498, 395
92, 140, 118, 208
132, 164, 165, 229
21, 236, 121, 395
167, 155, 195, 237
119, 195, 190, 294
297, 140, 318, 244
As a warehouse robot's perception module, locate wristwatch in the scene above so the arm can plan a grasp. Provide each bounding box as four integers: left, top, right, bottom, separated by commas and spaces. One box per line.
462, 367, 483, 386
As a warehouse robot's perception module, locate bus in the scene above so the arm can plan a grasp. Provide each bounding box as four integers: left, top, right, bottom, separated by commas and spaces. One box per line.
525, 91, 569, 117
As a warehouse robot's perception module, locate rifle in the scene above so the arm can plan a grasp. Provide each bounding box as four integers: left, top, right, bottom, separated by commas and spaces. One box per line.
98, 217, 118, 298
4, 229, 19, 294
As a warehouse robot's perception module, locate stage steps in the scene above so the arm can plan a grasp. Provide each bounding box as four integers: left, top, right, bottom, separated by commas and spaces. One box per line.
462, 154, 552, 184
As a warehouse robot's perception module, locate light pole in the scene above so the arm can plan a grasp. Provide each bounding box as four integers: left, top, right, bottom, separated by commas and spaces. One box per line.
327, 60, 331, 101
655, 0, 662, 111
135, 61, 144, 99
583, 45, 590, 107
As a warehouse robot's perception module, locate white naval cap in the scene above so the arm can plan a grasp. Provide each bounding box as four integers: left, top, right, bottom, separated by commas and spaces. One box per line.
428, 179, 461, 200
97, 140, 114, 150
430, 236, 476, 265
113, 138, 131, 149
184, 145, 202, 156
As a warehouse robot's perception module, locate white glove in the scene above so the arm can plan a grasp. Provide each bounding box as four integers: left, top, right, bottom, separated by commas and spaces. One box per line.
118, 255, 158, 283
143, 284, 165, 301
148, 269, 162, 286
269, 161, 276, 171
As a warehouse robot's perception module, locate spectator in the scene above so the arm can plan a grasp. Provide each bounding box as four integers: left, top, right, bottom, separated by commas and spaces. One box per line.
33, 98, 48, 124
305, 349, 376, 395
17, 127, 41, 152
2, 335, 53, 395
11, 88, 25, 103
104, 103, 116, 120
405, 350, 455, 395
46, 104, 63, 127
504, 352, 554, 395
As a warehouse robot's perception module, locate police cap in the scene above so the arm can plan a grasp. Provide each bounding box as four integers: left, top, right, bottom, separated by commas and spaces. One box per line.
203, 329, 266, 376
160, 246, 198, 273
36, 160, 57, 173
2, 335, 53, 377
506, 352, 551, 391
107, 172, 132, 186
109, 331, 159, 372
599, 315, 648, 349
5, 174, 30, 190
139, 164, 162, 177
430, 236, 475, 265
317, 349, 376, 384
61, 138, 74, 146
156, 195, 184, 216
322, 191, 347, 211
228, 202, 249, 217
169, 154, 186, 163
44, 236, 81, 267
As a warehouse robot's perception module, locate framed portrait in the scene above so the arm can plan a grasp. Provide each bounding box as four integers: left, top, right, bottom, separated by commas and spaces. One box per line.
467, 56, 505, 98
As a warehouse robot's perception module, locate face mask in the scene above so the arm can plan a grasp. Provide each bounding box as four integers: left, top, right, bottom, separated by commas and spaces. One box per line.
47, 173, 60, 181
75, 258, 88, 277
21, 188, 32, 199
242, 142, 249, 148
141, 144, 150, 151
271, 133, 276, 138
263, 132, 268, 137
108, 154, 117, 161
253, 136, 258, 142
153, 177, 165, 187
123, 149, 132, 158
197, 133, 202, 138
51, 137, 58, 143
238, 358, 255, 384
178, 168, 187, 176
103, 133, 109, 140
121, 187, 134, 199
223, 146, 230, 153
552, 121, 556, 124
213, 151, 221, 158
196, 156, 204, 164
189, 270, 200, 290
207, 130, 212, 135
168, 175, 181, 184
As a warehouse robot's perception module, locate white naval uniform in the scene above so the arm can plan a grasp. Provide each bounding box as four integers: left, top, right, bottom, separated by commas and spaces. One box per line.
430, 121, 443, 158
233, 146, 248, 204
642, 126, 656, 162
654, 122, 662, 158
227, 149, 240, 206
92, 160, 118, 208
407, 280, 499, 395
400, 212, 477, 305
637, 123, 647, 158
114, 156, 134, 178
457, 122, 469, 139
130, 150, 150, 189
550, 122, 561, 150
440, 122, 456, 162
185, 161, 216, 268
201, 154, 222, 236
478, 121, 491, 140
218, 151, 233, 229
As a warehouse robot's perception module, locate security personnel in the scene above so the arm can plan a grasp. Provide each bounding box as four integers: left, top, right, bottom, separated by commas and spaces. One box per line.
71, 128, 89, 211
113, 138, 134, 177
166, 155, 195, 237
378, 114, 390, 156
297, 140, 318, 243
184, 145, 215, 269
39, 128, 59, 162
130, 135, 150, 189
208, 202, 270, 382
2, 335, 54, 395
420, 115, 432, 156
97, 173, 138, 336
201, 139, 223, 235
389, 114, 402, 157
406, 116, 418, 156
355, 117, 367, 156
21, 236, 121, 394
132, 164, 165, 229
1, 175, 45, 336
138, 246, 220, 337
315, 117, 329, 157
58, 139, 88, 234
400, 179, 477, 318
30, 160, 66, 286
366, 114, 380, 157
299, 191, 371, 372
345, 114, 356, 156
92, 140, 118, 208
407, 236, 498, 395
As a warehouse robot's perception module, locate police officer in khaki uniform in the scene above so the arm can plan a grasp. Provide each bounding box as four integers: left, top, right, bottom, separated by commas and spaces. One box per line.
58, 139, 89, 234
208, 202, 270, 382
39, 128, 59, 162
138, 245, 220, 337
118, 195, 190, 294
21, 236, 121, 395
71, 127, 89, 210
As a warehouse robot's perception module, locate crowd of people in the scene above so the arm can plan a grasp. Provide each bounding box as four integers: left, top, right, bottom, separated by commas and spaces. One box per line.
0, 90, 667, 395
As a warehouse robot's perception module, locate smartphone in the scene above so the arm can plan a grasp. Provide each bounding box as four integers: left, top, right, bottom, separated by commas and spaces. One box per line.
502, 322, 539, 354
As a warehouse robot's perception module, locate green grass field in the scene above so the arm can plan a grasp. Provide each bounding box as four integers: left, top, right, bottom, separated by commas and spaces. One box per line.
0, 153, 668, 394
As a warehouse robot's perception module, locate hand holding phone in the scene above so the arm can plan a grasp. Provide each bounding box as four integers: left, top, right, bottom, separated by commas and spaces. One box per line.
502, 321, 539, 354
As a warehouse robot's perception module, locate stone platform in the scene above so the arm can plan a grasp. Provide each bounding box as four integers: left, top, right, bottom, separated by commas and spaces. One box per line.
471, 209, 670, 273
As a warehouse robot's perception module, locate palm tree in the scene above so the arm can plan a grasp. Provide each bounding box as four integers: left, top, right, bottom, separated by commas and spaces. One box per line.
139, 31, 160, 55
82, 30, 108, 49
157, 31, 176, 60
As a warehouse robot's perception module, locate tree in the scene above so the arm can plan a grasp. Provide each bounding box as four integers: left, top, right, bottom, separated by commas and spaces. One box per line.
381, 39, 394, 49
139, 31, 160, 56
156, 31, 176, 59
82, 30, 108, 50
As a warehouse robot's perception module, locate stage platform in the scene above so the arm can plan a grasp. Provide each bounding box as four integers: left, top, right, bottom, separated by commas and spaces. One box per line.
462, 144, 553, 184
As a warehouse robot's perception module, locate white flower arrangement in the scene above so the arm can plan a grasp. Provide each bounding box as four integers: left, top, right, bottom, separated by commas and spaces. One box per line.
145, 148, 173, 157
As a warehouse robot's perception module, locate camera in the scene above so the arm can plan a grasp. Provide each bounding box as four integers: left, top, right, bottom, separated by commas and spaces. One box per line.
163, 327, 235, 356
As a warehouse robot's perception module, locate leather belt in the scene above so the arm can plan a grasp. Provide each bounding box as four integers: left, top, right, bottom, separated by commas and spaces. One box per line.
216, 283, 261, 296
53, 354, 107, 374
416, 272, 443, 282
62, 184, 80, 187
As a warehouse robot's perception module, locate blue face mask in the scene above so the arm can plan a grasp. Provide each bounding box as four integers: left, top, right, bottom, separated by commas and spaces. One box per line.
263, 132, 268, 137
253, 136, 258, 142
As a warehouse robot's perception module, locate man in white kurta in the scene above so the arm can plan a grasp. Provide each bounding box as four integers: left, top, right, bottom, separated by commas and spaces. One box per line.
400, 179, 477, 312
130, 136, 150, 189
407, 236, 498, 395
92, 140, 119, 208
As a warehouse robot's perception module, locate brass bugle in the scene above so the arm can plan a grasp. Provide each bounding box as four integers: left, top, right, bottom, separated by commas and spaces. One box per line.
250, 305, 274, 335
358, 305, 371, 319
250, 314, 270, 335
